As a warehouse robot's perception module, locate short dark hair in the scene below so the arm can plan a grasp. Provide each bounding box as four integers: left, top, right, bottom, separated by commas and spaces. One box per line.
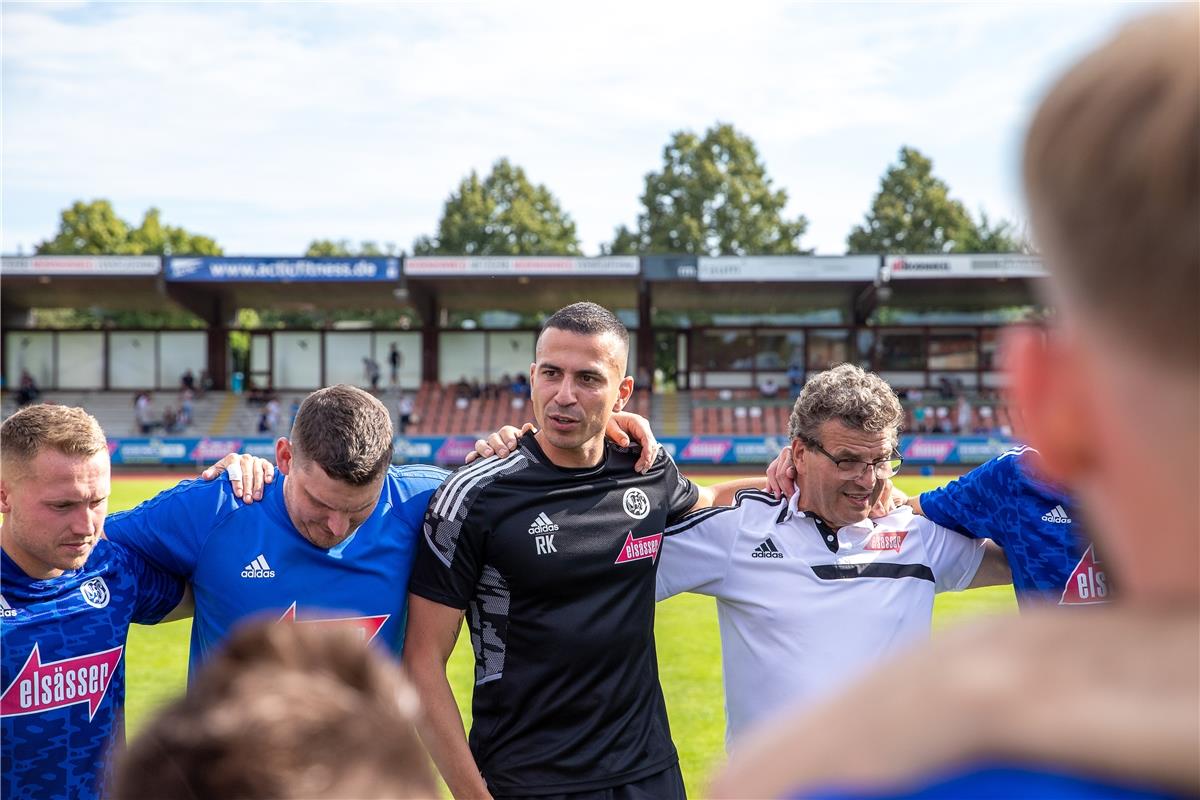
112, 621, 436, 800
540, 302, 630, 370
290, 385, 393, 485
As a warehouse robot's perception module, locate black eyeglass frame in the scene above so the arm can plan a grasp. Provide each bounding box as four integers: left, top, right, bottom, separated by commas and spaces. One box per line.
802, 438, 904, 479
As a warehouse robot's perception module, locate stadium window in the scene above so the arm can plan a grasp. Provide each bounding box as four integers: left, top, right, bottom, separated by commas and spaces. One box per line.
700, 329, 755, 371
753, 331, 805, 371
807, 330, 850, 370
876, 330, 925, 371
927, 329, 978, 370
980, 328, 1002, 371
854, 329, 876, 371
698, 328, 754, 388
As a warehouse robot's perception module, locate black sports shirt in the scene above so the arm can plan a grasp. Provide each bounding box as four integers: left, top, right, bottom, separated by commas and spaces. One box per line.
410, 432, 700, 796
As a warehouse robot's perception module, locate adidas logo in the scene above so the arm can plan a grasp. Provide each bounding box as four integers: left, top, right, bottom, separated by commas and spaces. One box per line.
751, 538, 784, 559
0, 594, 15, 618
1041, 505, 1072, 524
241, 555, 276, 579
528, 512, 559, 535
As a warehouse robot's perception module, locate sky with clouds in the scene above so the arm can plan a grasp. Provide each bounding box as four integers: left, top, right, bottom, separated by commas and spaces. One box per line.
2, 1, 1157, 257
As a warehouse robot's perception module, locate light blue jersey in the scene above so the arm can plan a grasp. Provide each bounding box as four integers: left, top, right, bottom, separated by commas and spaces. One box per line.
105, 464, 447, 676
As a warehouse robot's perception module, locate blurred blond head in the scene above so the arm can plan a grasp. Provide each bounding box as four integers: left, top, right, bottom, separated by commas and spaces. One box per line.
113, 621, 436, 799
1011, 5, 1199, 604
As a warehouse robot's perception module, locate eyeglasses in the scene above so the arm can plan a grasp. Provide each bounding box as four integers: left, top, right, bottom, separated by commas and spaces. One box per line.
804, 439, 903, 480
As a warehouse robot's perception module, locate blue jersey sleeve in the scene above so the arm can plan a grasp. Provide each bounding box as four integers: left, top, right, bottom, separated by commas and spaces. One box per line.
113, 542, 187, 624
918, 453, 1022, 544
105, 477, 241, 579
385, 464, 450, 532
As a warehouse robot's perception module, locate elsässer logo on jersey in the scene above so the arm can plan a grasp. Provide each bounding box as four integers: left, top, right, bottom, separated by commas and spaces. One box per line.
614, 530, 662, 564
0, 643, 122, 721
277, 602, 389, 642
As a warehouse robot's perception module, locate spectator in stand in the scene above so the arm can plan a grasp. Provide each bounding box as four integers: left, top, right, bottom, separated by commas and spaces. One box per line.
16, 370, 41, 407
198, 369, 213, 396
389, 343, 402, 385
181, 368, 196, 393
364, 356, 382, 392
510, 372, 529, 398
179, 388, 194, 428
787, 363, 804, 399
976, 404, 994, 434
397, 393, 414, 435
265, 395, 281, 432
955, 394, 973, 434
759, 376, 781, 398
134, 392, 159, 434
163, 406, 183, 434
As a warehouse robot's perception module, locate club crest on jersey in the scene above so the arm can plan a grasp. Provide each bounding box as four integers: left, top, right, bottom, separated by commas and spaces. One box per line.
622, 488, 650, 520
0, 643, 122, 721
1060, 544, 1109, 605
864, 531, 907, 552
277, 602, 389, 642
614, 530, 661, 564
79, 577, 110, 609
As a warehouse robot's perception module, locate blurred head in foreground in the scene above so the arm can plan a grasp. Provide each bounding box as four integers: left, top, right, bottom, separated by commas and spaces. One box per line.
1011, 3, 1199, 605
113, 621, 435, 799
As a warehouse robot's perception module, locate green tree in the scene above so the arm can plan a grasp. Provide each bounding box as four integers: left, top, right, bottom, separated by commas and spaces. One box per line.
607, 123, 809, 256
304, 239, 399, 257
958, 210, 1023, 253
847, 147, 1023, 254
412, 159, 580, 255
36, 200, 222, 256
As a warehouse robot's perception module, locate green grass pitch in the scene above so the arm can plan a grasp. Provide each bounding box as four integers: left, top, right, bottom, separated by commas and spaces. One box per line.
116, 473, 1016, 798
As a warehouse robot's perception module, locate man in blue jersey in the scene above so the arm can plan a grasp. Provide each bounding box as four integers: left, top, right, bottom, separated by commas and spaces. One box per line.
0, 404, 188, 800
910, 445, 1106, 608
104, 384, 448, 674
712, 7, 1198, 798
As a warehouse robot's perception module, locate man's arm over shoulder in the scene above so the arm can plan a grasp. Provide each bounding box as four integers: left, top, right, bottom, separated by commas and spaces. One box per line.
104, 477, 243, 578
916, 451, 1020, 541
109, 539, 190, 625
659, 489, 779, 601
905, 510, 1004, 593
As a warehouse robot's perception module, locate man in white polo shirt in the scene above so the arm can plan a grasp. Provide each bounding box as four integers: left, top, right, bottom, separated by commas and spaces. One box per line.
656, 364, 1011, 747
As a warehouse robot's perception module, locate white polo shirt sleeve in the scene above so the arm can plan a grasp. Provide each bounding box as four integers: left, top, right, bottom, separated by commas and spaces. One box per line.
656, 500, 751, 601
917, 515, 988, 592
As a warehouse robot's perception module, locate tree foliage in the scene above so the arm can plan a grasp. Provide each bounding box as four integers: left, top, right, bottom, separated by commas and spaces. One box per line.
304, 239, 399, 257
413, 159, 580, 255
36, 200, 222, 256
607, 123, 809, 256
847, 147, 1021, 254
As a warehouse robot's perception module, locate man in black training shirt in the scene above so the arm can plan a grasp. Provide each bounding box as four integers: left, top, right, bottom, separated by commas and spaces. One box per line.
406, 303, 755, 800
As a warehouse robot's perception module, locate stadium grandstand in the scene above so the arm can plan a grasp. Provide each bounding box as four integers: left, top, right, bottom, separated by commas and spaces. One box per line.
0, 252, 1040, 470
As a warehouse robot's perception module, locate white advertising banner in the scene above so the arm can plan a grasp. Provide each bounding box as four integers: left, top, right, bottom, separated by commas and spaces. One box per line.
884, 254, 1046, 280
696, 256, 878, 282
404, 256, 638, 276
1, 256, 161, 276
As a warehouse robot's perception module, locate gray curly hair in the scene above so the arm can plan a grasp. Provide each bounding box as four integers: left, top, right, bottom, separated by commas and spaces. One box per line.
787, 364, 904, 447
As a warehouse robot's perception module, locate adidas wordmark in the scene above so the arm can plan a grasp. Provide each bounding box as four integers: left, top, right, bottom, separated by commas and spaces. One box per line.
528, 512, 560, 535
1041, 506, 1072, 524
241, 555, 276, 578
